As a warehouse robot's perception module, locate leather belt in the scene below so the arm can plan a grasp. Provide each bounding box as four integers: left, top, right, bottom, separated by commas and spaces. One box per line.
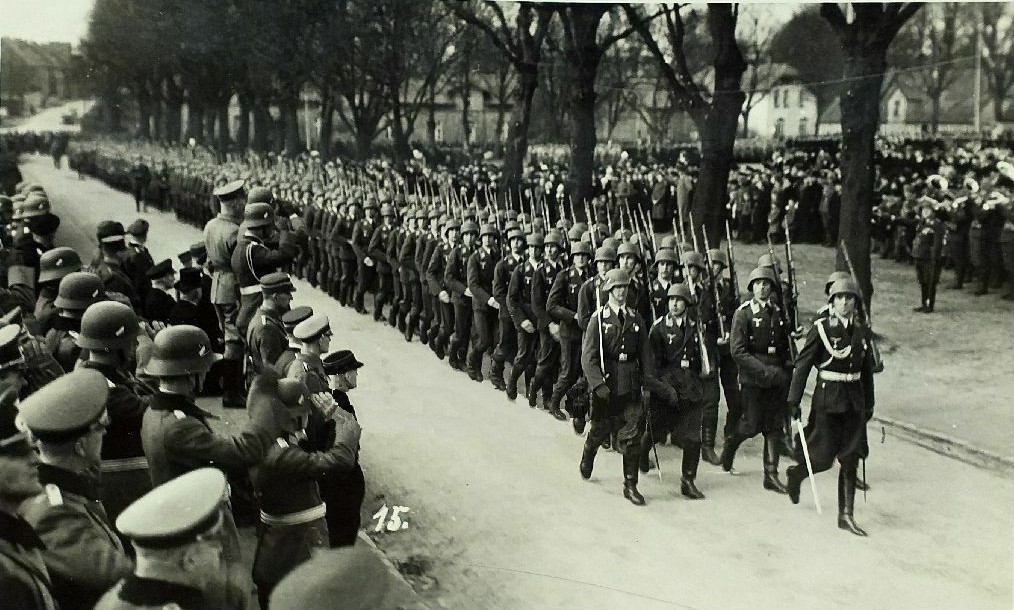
260, 503, 327, 526
239, 285, 261, 296
818, 370, 862, 383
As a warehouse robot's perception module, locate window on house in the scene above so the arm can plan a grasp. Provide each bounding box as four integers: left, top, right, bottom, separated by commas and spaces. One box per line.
783, 89, 791, 108
799, 90, 805, 108
799, 117, 808, 136
775, 118, 785, 137
773, 89, 780, 109
386, 126, 392, 140
435, 120, 444, 143
893, 99, 902, 120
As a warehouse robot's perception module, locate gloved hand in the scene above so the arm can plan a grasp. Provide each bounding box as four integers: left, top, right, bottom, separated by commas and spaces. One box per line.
592, 382, 610, 403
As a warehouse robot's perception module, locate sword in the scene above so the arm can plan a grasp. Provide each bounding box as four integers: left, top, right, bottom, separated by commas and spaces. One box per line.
795, 418, 822, 515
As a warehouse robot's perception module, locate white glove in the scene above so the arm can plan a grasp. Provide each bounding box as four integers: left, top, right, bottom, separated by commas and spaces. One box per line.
488, 297, 499, 309
364, 256, 374, 267
521, 319, 535, 333
439, 290, 451, 304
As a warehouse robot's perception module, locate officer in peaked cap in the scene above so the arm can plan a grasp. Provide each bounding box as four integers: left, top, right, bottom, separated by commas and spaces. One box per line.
245, 272, 295, 392
94, 468, 231, 610
213, 179, 247, 203
125, 219, 155, 286
19, 368, 134, 610
286, 313, 332, 394
275, 305, 313, 375
35, 246, 83, 335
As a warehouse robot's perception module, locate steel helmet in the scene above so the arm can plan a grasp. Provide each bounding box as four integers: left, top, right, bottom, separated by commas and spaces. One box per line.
667, 282, 694, 304
144, 325, 222, 377
747, 266, 777, 290
616, 243, 639, 259
76, 301, 139, 350
603, 268, 632, 291
544, 230, 565, 248
38, 247, 82, 284
654, 249, 679, 265
54, 272, 106, 311
243, 202, 275, 228
827, 278, 861, 302
526, 233, 545, 248
683, 251, 707, 270
709, 249, 729, 268
824, 271, 852, 295
594, 246, 617, 263
570, 241, 593, 257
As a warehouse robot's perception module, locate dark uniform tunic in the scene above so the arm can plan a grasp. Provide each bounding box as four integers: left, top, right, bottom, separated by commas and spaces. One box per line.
490, 252, 523, 378
232, 232, 297, 337
729, 298, 792, 438
466, 246, 498, 373
0, 511, 58, 610
532, 258, 564, 395
787, 313, 875, 471
643, 312, 705, 445
444, 242, 474, 366
507, 259, 541, 386
547, 263, 590, 415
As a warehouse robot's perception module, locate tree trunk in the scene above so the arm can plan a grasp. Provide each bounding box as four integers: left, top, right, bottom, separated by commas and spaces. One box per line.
355, 130, 373, 161
427, 102, 437, 145
204, 112, 216, 146
136, 94, 152, 140
251, 98, 270, 153
319, 93, 334, 158
281, 96, 302, 155
237, 92, 252, 150
568, 62, 598, 211
836, 42, 888, 304
502, 67, 538, 198
740, 108, 750, 138
216, 100, 230, 150
390, 101, 411, 167
186, 102, 204, 143
930, 93, 941, 134
151, 96, 163, 141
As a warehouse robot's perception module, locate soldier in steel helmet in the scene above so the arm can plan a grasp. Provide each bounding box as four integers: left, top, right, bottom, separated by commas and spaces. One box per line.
580, 268, 653, 506
785, 278, 876, 536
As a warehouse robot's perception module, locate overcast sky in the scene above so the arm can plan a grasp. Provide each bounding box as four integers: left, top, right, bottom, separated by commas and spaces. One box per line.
0, 0, 799, 46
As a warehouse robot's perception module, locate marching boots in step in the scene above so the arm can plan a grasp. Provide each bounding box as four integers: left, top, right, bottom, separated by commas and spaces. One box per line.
489, 360, 507, 391
505, 367, 521, 401
622, 452, 646, 506
579, 438, 598, 480
763, 434, 789, 494
700, 416, 721, 466
527, 373, 543, 408
680, 442, 705, 499
838, 465, 868, 536
720, 435, 743, 472
786, 463, 805, 504
638, 433, 653, 473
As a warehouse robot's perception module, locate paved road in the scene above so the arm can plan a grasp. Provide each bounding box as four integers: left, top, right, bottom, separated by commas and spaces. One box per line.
1, 100, 95, 134
21, 156, 1013, 610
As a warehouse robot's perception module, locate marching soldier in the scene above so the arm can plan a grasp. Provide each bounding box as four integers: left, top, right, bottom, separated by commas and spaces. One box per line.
709, 248, 743, 460
385, 208, 407, 330
720, 267, 792, 494
410, 210, 441, 344
576, 246, 617, 332
94, 469, 232, 610
580, 269, 652, 506
465, 223, 500, 382
204, 179, 245, 409
912, 199, 945, 313
245, 272, 295, 390
647, 248, 679, 316
786, 278, 875, 536
641, 283, 707, 499
506, 233, 544, 401
547, 240, 593, 428
445, 220, 477, 373
489, 227, 525, 391
75, 302, 154, 526
426, 219, 458, 360
397, 211, 424, 340
683, 251, 722, 465
18, 368, 133, 610
368, 204, 397, 323
334, 201, 359, 308
530, 230, 566, 413
351, 198, 378, 315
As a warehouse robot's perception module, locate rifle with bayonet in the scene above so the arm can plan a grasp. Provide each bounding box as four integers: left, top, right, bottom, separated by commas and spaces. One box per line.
840, 240, 885, 373
766, 233, 799, 360
701, 228, 729, 344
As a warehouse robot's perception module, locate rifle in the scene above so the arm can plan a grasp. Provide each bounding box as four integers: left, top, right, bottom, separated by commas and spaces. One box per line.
766, 233, 799, 360
702, 228, 729, 343
674, 240, 713, 376
606, 202, 614, 235
568, 194, 578, 227
584, 200, 597, 249
688, 210, 700, 252
840, 240, 885, 373
781, 216, 801, 336
725, 220, 741, 304
675, 198, 688, 245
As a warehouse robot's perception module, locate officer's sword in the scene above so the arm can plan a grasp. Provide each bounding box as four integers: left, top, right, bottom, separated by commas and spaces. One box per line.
794, 418, 822, 515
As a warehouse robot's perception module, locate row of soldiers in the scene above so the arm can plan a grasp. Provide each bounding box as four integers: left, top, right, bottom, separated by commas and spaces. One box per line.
0, 179, 388, 609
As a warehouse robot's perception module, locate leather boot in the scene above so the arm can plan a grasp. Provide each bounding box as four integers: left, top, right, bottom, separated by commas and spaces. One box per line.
572, 416, 587, 435
579, 439, 597, 480
720, 435, 742, 472
763, 435, 789, 494
527, 374, 542, 408
638, 433, 653, 473
404, 316, 416, 343
680, 443, 705, 499
221, 360, 246, 410
505, 368, 520, 401
387, 302, 399, 328
700, 423, 721, 466
447, 339, 463, 371
786, 464, 806, 505
622, 453, 646, 506
490, 361, 506, 391
838, 467, 867, 536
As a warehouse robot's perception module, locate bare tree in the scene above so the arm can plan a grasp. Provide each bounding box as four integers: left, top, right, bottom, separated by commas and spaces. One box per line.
821, 2, 922, 304
625, 3, 747, 244
979, 4, 1014, 123
737, 7, 777, 137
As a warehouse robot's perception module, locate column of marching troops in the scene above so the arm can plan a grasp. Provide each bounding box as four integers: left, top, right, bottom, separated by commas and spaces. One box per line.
0, 178, 395, 609
3, 133, 1013, 609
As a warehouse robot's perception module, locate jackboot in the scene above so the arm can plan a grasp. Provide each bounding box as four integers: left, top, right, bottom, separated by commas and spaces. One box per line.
527, 374, 542, 408
837, 467, 868, 536
720, 435, 742, 472
220, 360, 246, 410
763, 435, 789, 494
579, 439, 597, 480
786, 463, 806, 505
447, 339, 463, 371
572, 416, 587, 435
622, 453, 645, 506
680, 443, 705, 499
638, 433, 653, 473
490, 361, 506, 391
700, 422, 721, 466
505, 368, 520, 401
404, 316, 417, 343
387, 302, 399, 328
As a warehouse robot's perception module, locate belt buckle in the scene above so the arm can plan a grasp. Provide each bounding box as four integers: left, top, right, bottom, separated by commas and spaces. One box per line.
618, 353, 628, 362
767, 346, 776, 354
680, 359, 690, 369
